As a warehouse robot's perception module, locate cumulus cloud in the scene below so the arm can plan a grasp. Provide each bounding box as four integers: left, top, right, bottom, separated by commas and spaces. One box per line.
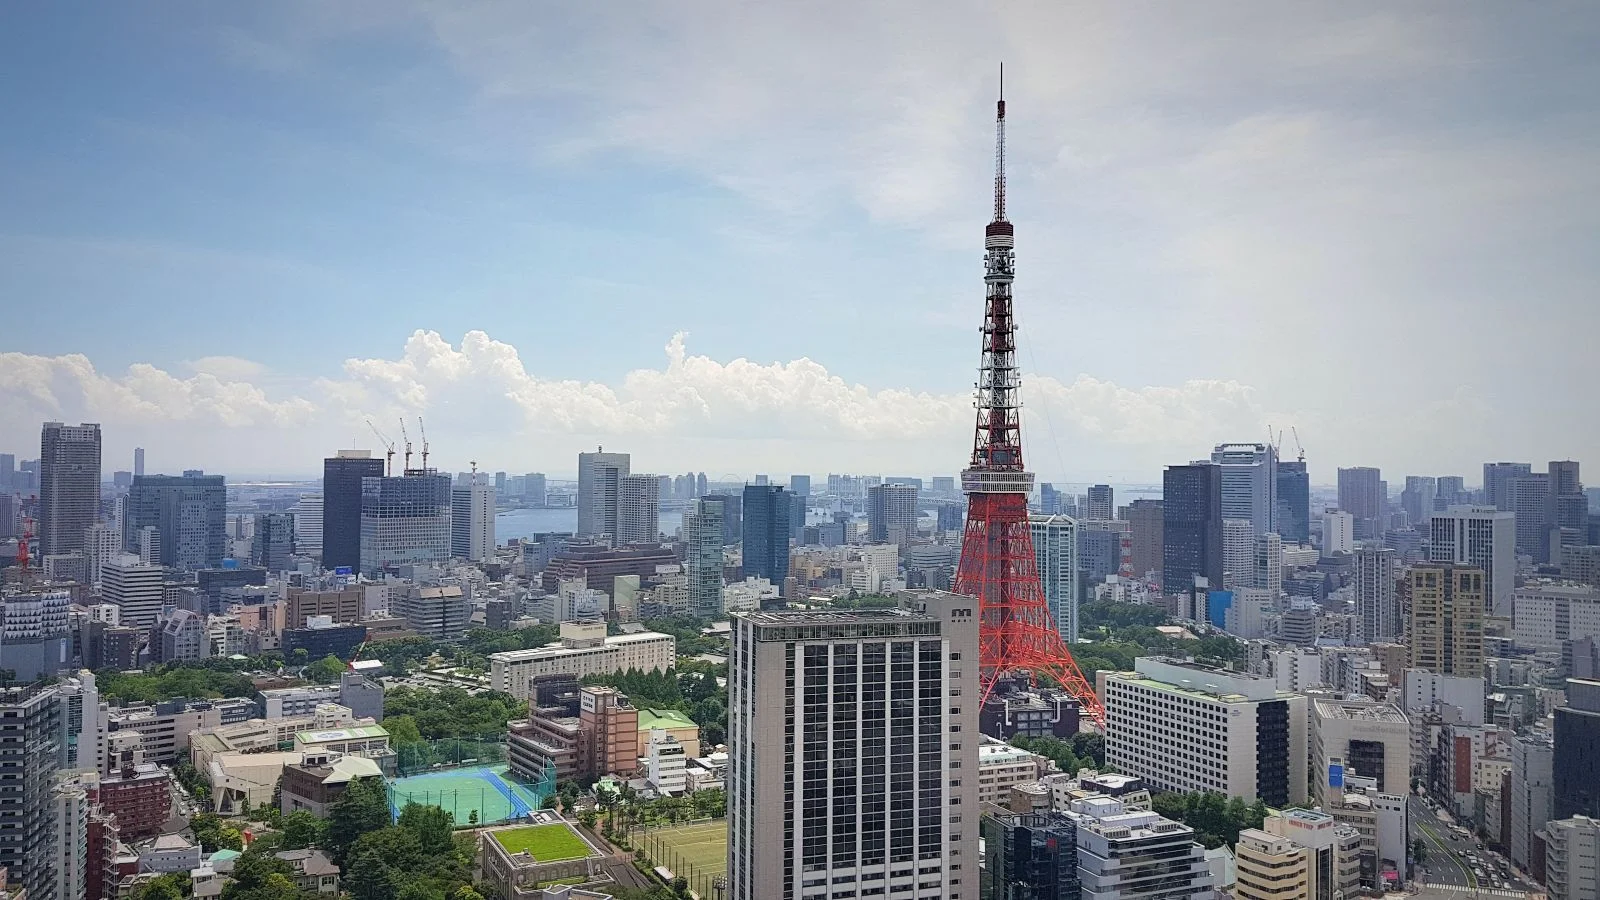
0, 333, 1274, 479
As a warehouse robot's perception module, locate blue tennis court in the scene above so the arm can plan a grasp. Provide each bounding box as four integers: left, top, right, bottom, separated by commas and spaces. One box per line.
387, 765, 550, 825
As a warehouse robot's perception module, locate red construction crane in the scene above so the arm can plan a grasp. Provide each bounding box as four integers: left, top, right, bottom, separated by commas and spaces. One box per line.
954, 69, 1106, 727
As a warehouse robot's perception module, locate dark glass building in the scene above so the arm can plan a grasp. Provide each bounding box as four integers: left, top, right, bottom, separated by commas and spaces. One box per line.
1275, 459, 1311, 544
1553, 677, 1600, 820
125, 471, 227, 571
1163, 463, 1224, 594
979, 810, 1080, 900
705, 491, 742, 545
39, 421, 101, 557
742, 485, 794, 602
323, 452, 385, 572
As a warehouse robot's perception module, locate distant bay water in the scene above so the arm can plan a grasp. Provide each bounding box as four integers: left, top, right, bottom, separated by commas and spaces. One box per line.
495, 503, 839, 543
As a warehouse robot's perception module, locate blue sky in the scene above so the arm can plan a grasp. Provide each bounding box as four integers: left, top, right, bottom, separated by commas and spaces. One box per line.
3, 4, 1598, 481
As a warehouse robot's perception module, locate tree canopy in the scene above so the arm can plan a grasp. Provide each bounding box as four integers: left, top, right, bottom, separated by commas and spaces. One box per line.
1150, 791, 1269, 849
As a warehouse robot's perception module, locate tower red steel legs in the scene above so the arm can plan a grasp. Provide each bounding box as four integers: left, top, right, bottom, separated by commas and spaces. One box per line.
953, 73, 1107, 727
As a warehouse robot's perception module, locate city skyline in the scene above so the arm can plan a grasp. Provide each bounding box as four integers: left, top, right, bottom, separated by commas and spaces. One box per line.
4, 6, 1599, 479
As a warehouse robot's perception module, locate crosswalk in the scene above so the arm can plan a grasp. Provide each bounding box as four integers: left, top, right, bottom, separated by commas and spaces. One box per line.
1420, 884, 1534, 898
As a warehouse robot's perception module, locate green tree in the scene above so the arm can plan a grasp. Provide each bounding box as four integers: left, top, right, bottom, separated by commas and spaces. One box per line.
307, 654, 348, 684
344, 828, 424, 900
451, 887, 485, 900
221, 853, 300, 900
398, 802, 456, 855
1412, 838, 1428, 863
326, 777, 393, 865
397, 884, 445, 900
384, 714, 425, 745
279, 810, 327, 851
191, 812, 244, 852
1069, 732, 1106, 767
132, 874, 189, 900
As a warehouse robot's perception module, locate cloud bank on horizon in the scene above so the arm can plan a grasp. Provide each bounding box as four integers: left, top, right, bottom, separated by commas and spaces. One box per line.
1, 4, 1596, 480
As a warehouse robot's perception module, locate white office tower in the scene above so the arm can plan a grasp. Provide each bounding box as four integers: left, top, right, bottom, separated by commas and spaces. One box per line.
1225, 588, 1273, 639
135, 525, 161, 567
1511, 581, 1600, 651
1253, 532, 1282, 596
1070, 796, 1214, 900
83, 523, 121, 588
727, 592, 979, 900
1105, 657, 1307, 807
1510, 733, 1554, 872
1429, 505, 1516, 617
450, 481, 496, 562
290, 494, 323, 554
576, 449, 630, 538
1541, 815, 1600, 900
1030, 515, 1080, 643
1210, 442, 1277, 536
1321, 511, 1353, 556
102, 553, 165, 628
1355, 547, 1401, 643
683, 498, 725, 617
617, 474, 660, 544
1222, 518, 1254, 590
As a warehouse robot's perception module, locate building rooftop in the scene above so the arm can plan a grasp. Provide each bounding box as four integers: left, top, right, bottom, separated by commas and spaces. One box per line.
295, 725, 388, 743
1312, 698, 1408, 724
637, 708, 696, 731
735, 608, 927, 626
489, 630, 673, 663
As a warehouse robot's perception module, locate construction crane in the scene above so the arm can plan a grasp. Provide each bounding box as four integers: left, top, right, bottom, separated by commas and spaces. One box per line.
417, 417, 430, 471
366, 420, 397, 476
398, 418, 413, 473
1292, 426, 1305, 463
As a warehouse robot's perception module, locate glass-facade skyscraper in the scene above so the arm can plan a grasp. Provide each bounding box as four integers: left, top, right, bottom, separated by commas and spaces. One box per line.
1275, 459, 1311, 544
742, 484, 794, 602
38, 422, 101, 557
360, 471, 453, 573
323, 451, 385, 572
125, 470, 226, 571
1163, 463, 1223, 594
684, 497, 725, 617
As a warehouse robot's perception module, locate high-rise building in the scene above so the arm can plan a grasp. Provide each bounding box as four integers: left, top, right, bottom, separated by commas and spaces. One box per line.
1321, 510, 1354, 556
39, 422, 101, 558
1039, 483, 1062, 516
683, 498, 725, 618
450, 481, 496, 562
705, 492, 742, 546
102, 554, 165, 628
1085, 484, 1114, 521
1211, 443, 1277, 536
0, 682, 66, 900
1540, 814, 1600, 900
133, 447, 144, 477
1253, 532, 1282, 597
1511, 582, 1600, 651
1355, 547, 1401, 644
1509, 472, 1553, 561
1483, 461, 1532, 511
1031, 515, 1080, 643
1104, 657, 1307, 807
617, 474, 660, 545
0, 452, 14, 492
1436, 475, 1467, 507
789, 474, 811, 497
359, 471, 452, 573
1429, 505, 1516, 617
1337, 467, 1383, 538
322, 451, 384, 572
1162, 464, 1223, 594
741, 485, 793, 600
727, 593, 979, 900
84, 523, 120, 586
1222, 518, 1255, 591
494, 471, 507, 498
1126, 499, 1163, 584
978, 810, 1079, 900
1401, 476, 1438, 525
867, 482, 919, 544
125, 471, 226, 571
289, 494, 323, 555
1510, 732, 1554, 871
524, 472, 547, 505
1554, 678, 1600, 821
1275, 459, 1311, 545
577, 449, 630, 538
1407, 564, 1486, 678
696, 472, 708, 498
250, 512, 295, 571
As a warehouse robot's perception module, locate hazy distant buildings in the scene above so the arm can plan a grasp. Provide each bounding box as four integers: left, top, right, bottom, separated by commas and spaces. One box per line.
1031, 514, 1080, 643
38, 421, 101, 557
1127, 499, 1164, 584
705, 492, 742, 546
1163, 463, 1223, 594
1483, 462, 1532, 512
1212, 443, 1277, 536
1222, 518, 1255, 591
251, 512, 295, 571
1275, 459, 1310, 544
577, 449, 630, 539
450, 480, 496, 562
1085, 484, 1114, 521
867, 482, 918, 543
1337, 467, 1383, 538
523, 472, 547, 505
359, 471, 452, 572
1429, 505, 1515, 617
742, 485, 794, 602
290, 495, 323, 556
1322, 511, 1354, 556
617, 473, 660, 544
1355, 547, 1401, 644
126, 471, 226, 571
322, 451, 384, 573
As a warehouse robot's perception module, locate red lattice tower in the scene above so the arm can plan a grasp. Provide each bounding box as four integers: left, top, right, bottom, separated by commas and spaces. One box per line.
954, 74, 1106, 727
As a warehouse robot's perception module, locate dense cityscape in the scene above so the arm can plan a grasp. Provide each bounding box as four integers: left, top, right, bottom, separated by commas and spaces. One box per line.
5, 8, 1599, 900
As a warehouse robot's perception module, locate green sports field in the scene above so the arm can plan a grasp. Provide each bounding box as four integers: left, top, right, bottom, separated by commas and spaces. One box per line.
641, 820, 728, 884
490, 823, 595, 862
387, 765, 549, 825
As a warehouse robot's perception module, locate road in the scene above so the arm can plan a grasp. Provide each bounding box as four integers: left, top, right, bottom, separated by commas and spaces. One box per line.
1408, 795, 1541, 894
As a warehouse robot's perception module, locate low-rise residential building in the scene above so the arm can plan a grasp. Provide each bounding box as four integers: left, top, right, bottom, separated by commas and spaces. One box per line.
274, 849, 341, 896
1070, 796, 1214, 899
1235, 809, 1362, 900
645, 730, 687, 795
978, 741, 1049, 805
278, 751, 385, 817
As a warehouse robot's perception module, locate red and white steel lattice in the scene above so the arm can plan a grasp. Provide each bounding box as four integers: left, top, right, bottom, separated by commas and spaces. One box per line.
953, 74, 1107, 727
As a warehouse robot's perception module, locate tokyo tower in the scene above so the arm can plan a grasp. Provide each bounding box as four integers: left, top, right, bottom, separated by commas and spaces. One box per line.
953, 72, 1107, 727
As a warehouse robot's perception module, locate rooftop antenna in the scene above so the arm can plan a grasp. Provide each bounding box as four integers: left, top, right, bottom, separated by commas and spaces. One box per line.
470, 460, 479, 485
399, 418, 413, 473
418, 416, 430, 471
366, 419, 396, 476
